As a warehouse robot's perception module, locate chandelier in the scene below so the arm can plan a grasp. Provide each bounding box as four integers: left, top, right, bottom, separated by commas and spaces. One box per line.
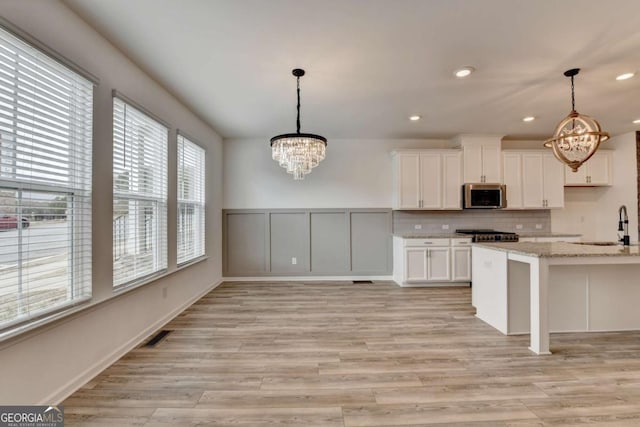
544, 68, 609, 172
270, 68, 327, 180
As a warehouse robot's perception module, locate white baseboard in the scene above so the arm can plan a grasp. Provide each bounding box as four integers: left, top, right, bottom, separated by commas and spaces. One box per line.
42, 279, 222, 405
223, 275, 394, 282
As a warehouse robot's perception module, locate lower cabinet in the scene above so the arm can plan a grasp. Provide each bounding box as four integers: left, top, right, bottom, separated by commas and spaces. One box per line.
393, 237, 471, 286
451, 246, 471, 281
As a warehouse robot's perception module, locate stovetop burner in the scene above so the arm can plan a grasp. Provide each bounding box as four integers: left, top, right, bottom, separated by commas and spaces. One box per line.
455, 229, 519, 242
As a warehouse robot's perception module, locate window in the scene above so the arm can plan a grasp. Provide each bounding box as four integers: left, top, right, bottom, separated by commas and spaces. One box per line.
0, 26, 93, 329
177, 134, 205, 264
112, 96, 167, 286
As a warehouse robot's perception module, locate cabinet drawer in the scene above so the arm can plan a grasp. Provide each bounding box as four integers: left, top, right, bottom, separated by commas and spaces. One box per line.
451, 238, 472, 246
404, 238, 450, 247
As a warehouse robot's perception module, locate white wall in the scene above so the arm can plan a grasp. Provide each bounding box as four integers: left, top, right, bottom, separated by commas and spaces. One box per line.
224, 138, 449, 208
0, 0, 223, 404
552, 132, 638, 242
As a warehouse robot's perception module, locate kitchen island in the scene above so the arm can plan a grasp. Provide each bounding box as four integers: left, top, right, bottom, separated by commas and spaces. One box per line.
472, 242, 640, 355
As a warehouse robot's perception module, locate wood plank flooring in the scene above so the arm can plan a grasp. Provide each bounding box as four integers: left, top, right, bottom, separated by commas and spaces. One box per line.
63, 281, 640, 426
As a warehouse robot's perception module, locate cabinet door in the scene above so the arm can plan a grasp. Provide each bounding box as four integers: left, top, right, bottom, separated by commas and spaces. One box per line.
463, 145, 483, 183
426, 247, 451, 281
442, 151, 462, 209
587, 151, 612, 186
542, 153, 565, 208
521, 153, 544, 208
482, 144, 502, 183
405, 248, 427, 281
502, 152, 522, 209
420, 153, 442, 209
451, 246, 471, 281
397, 153, 421, 208
564, 161, 588, 186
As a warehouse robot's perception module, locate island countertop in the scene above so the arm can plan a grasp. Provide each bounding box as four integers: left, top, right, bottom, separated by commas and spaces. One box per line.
473, 241, 640, 258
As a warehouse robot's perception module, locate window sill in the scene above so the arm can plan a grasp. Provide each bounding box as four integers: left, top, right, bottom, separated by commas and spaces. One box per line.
176, 255, 208, 271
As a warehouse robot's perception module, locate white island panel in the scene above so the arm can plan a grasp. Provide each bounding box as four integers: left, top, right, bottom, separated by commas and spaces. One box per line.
472, 242, 640, 355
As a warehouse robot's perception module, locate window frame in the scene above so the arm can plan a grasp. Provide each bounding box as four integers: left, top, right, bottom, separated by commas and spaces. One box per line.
176, 131, 206, 265
0, 21, 94, 333
112, 92, 169, 288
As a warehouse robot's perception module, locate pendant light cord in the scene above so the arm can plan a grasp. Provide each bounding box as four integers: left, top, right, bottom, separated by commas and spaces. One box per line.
570, 75, 576, 112
296, 76, 301, 134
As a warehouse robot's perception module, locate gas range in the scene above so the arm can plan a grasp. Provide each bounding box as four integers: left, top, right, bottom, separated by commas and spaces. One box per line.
455, 228, 519, 243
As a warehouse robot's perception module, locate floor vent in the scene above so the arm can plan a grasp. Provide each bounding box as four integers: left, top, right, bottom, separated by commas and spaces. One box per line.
353, 280, 373, 284
144, 330, 172, 347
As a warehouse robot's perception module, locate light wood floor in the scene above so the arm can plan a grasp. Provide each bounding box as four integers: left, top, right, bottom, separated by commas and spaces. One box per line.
64, 281, 640, 426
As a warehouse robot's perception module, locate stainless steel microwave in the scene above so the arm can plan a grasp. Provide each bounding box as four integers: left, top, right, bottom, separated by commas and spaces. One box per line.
463, 183, 507, 209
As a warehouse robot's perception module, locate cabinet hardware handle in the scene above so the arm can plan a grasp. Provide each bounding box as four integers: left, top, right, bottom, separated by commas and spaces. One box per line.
423, 242, 433, 244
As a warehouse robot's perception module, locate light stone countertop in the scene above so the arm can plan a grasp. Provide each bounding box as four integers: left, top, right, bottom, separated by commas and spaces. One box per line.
474, 241, 640, 258
393, 233, 468, 238
517, 232, 582, 238
393, 232, 582, 239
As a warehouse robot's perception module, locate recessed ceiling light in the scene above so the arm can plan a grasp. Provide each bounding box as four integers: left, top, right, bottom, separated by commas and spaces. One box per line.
616, 72, 635, 81
633, 119, 640, 124
409, 115, 421, 121
454, 67, 475, 78
522, 116, 536, 122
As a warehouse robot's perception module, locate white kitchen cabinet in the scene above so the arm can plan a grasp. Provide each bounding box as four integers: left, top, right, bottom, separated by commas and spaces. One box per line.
442, 151, 463, 209
502, 152, 522, 209
503, 150, 564, 209
426, 247, 451, 281
392, 150, 462, 210
461, 141, 502, 183
393, 237, 471, 286
564, 150, 612, 186
451, 238, 472, 281
405, 248, 428, 281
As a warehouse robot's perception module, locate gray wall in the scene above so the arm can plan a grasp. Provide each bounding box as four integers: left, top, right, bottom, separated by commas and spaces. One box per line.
223, 209, 392, 276
393, 209, 551, 234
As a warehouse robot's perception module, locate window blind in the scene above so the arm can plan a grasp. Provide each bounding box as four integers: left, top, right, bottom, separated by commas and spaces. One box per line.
113, 96, 167, 286
177, 134, 205, 264
0, 26, 93, 330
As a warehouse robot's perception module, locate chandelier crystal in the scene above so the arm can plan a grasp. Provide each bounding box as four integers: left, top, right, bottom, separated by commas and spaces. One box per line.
270, 68, 327, 180
544, 68, 609, 172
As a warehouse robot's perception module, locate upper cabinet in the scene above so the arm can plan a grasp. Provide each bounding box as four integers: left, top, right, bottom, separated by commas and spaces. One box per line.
502, 150, 564, 209
392, 150, 462, 210
452, 135, 502, 183
564, 150, 612, 186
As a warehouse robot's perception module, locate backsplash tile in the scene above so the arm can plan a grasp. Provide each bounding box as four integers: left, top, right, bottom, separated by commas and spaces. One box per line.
393, 210, 551, 234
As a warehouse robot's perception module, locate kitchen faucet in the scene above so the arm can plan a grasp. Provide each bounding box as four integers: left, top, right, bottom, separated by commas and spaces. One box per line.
618, 205, 630, 246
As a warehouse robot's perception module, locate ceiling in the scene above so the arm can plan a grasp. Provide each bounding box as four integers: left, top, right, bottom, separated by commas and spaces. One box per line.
63, 0, 640, 140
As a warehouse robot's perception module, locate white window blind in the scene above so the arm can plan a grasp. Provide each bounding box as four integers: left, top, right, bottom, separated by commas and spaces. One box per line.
177, 134, 205, 264
113, 96, 167, 286
0, 26, 93, 330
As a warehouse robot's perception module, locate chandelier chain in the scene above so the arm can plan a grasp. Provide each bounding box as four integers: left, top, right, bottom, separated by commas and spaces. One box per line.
570, 75, 576, 111
296, 76, 301, 134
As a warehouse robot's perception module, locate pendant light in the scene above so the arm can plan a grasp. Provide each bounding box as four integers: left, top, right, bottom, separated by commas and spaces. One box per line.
270, 68, 327, 180
544, 68, 609, 172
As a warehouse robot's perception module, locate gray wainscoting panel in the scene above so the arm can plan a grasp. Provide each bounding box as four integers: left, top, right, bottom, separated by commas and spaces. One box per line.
270, 212, 309, 273
350, 211, 392, 273
223, 208, 392, 277
310, 212, 349, 273
225, 212, 267, 274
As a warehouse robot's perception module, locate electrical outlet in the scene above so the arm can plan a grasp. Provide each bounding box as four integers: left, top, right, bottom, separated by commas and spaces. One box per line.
291, 257, 297, 265
442, 224, 450, 230
535, 224, 543, 229
414, 224, 422, 230
515, 224, 523, 230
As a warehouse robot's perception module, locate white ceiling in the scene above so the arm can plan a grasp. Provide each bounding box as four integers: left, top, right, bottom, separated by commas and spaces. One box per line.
63, 0, 640, 140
